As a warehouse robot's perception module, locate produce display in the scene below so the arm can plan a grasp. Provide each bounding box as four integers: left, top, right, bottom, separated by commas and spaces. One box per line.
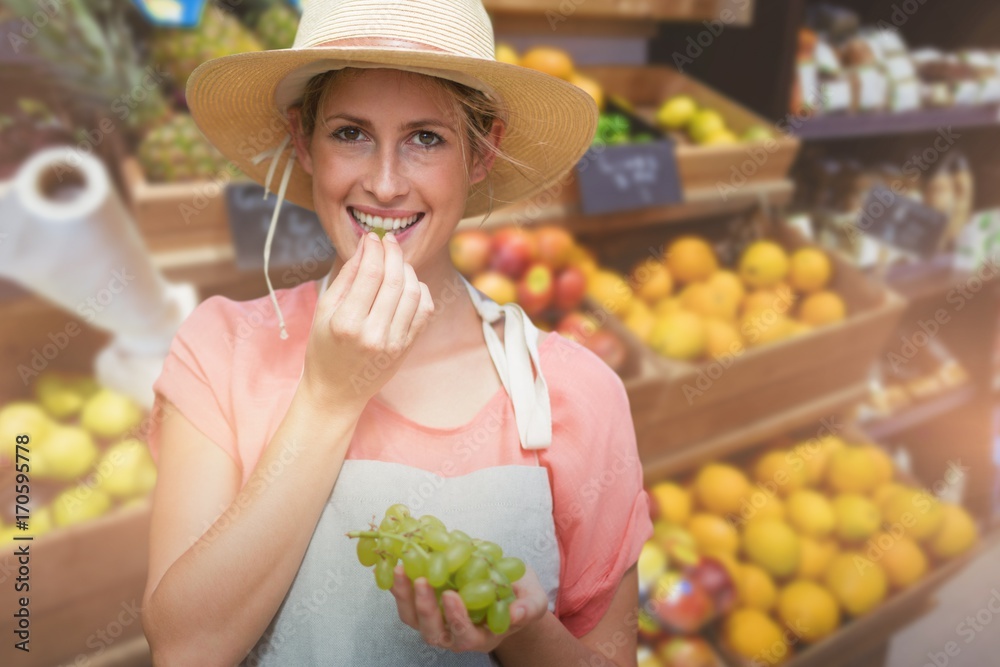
639, 433, 980, 665
0, 372, 155, 542
138, 112, 232, 183
496, 44, 605, 111
348, 504, 526, 634
655, 96, 773, 147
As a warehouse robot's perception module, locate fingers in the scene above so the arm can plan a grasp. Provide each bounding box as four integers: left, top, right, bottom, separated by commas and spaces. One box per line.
404, 281, 435, 346
413, 578, 452, 647
366, 233, 406, 333
390, 565, 419, 628
386, 263, 422, 348
441, 591, 488, 650
337, 233, 385, 325
319, 238, 364, 315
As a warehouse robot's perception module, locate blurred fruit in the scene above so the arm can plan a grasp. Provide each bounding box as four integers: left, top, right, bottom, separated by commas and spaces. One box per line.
490, 227, 537, 279
745, 492, 786, 523
744, 313, 796, 347
32, 506, 54, 538
52, 486, 112, 528
654, 298, 684, 317
776, 580, 841, 643
786, 490, 836, 539
516, 263, 555, 316
534, 226, 575, 270
569, 72, 605, 110
742, 284, 796, 318
650, 483, 692, 526
472, 272, 517, 305
882, 488, 945, 542
827, 446, 879, 494
688, 514, 740, 555
555, 312, 600, 343
694, 464, 751, 516
795, 435, 844, 486
704, 318, 743, 359
687, 556, 738, 614
703, 130, 740, 146
665, 237, 718, 284
653, 522, 700, 565
638, 541, 667, 592
449, 230, 493, 277
680, 282, 736, 320
248, 1, 299, 50
649, 311, 707, 361
927, 504, 978, 560
631, 259, 674, 304
34, 372, 87, 419
788, 248, 832, 294
553, 266, 587, 312
824, 552, 888, 616
739, 241, 790, 290
624, 301, 656, 343
707, 270, 745, 313
655, 636, 719, 667
0, 401, 53, 446
743, 519, 801, 579
566, 245, 599, 277
39, 425, 99, 481
876, 534, 928, 590
689, 110, 727, 145
742, 125, 774, 142
833, 494, 882, 543
81, 389, 142, 440
652, 571, 715, 634
799, 291, 847, 326
638, 637, 662, 663
584, 329, 628, 373
656, 95, 699, 130
873, 483, 909, 511
863, 445, 895, 486
737, 563, 777, 612
796, 537, 837, 580
587, 270, 635, 316
98, 438, 157, 498
495, 42, 519, 65
753, 450, 808, 497
140, 111, 234, 183
723, 608, 789, 666
519, 47, 574, 80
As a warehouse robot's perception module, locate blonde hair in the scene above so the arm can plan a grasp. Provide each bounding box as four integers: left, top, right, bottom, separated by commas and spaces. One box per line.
292, 67, 525, 220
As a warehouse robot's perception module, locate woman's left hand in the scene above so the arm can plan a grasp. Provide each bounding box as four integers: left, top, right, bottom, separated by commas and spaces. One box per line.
390, 563, 549, 653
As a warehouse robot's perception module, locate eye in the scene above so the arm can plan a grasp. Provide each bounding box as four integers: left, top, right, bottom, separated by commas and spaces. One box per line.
332, 126, 366, 142
413, 131, 443, 147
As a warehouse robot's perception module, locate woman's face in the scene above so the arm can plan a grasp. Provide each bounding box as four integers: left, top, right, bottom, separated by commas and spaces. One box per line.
291, 68, 493, 272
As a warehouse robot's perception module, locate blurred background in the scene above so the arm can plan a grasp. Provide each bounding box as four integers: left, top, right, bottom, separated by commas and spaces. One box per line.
1, 0, 999, 665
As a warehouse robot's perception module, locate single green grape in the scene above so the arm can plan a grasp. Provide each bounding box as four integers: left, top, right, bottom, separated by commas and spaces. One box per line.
419, 514, 446, 531
398, 516, 419, 535
455, 556, 490, 589
445, 540, 474, 573
487, 598, 511, 634
476, 541, 503, 562
356, 537, 378, 567
495, 557, 526, 582
423, 528, 451, 551
426, 552, 449, 587
459, 580, 497, 611
468, 606, 489, 624
374, 558, 395, 590
490, 569, 512, 599
374, 227, 387, 240
378, 536, 403, 558
402, 548, 428, 581
451, 530, 472, 543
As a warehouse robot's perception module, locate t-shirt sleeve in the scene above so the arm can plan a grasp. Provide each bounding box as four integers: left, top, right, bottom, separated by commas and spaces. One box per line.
147, 295, 240, 470
544, 337, 654, 638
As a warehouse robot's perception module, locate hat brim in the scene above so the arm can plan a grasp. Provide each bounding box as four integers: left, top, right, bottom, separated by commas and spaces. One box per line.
185, 47, 598, 220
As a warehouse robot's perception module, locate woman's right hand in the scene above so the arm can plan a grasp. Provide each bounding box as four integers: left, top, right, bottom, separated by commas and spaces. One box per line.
299, 231, 435, 412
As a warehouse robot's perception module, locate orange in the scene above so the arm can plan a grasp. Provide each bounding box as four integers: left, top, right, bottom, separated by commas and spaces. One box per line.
704, 318, 744, 359
742, 284, 796, 318
788, 247, 832, 293
882, 488, 945, 542
693, 463, 751, 516
688, 513, 740, 555
876, 534, 928, 590
708, 270, 746, 311
739, 241, 790, 289
587, 270, 634, 316
665, 236, 718, 284
623, 300, 655, 343
776, 580, 841, 643
569, 72, 604, 110
742, 519, 801, 580
824, 552, 888, 616
927, 504, 978, 560
653, 297, 683, 317
827, 446, 879, 494
680, 282, 737, 320
630, 258, 673, 304
648, 311, 707, 361
754, 450, 808, 497
863, 445, 895, 486
799, 291, 847, 326
519, 46, 574, 80
724, 608, 790, 666
738, 564, 778, 612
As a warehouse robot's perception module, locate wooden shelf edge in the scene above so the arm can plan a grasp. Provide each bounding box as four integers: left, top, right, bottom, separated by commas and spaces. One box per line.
641, 382, 869, 483
861, 384, 977, 441
793, 104, 1000, 141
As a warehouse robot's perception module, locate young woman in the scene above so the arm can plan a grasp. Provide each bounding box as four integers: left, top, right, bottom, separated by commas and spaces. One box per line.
141, 1, 651, 665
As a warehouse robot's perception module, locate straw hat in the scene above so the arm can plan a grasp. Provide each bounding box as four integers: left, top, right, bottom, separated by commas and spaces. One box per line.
185, 0, 598, 221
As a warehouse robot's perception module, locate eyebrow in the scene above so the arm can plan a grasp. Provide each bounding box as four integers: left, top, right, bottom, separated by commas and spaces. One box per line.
324, 113, 452, 132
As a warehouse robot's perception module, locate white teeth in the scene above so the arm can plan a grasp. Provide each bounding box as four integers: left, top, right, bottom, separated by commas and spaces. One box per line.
351, 208, 420, 231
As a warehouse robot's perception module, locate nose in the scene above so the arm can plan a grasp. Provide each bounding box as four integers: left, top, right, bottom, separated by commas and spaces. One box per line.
361, 144, 410, 203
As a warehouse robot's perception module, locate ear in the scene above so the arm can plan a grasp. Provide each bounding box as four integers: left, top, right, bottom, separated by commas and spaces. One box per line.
286, 107, 314, 176
469, 119, 506, 185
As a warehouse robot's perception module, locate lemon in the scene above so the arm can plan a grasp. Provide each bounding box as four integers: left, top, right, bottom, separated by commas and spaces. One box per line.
637, 541, 667, 590
34, 372, 88, 419
873, 482, 909, 510
738, 563, 778, 612
494, 42, 519, 65
754, 450, 808, 497
824, 552, 888, 617
926, 504, 978, 560
656, 95, 698, 130
882, 488, 945, 542
81, 389, 143, 440
827, 446, 879, 494
0, 402, 53, 445
52, 485, 112, 528
796, 536, 838, 580
777, 580, 841, 643
649, 481, 692, 525
743, 519, 801, 580
688, 513, 740, 555
863, 445, 895, 486
694, 463, 751, 516
876, 534, 928, 590
786, 490, 836, 538
688, 109, 728, 144
787, 248, 832, 294
723, 608, 791, 665
38, 425, 99, 481
739, 241, 790, 290
98, 438, 157, 498
793, 435, 844, 486
832, 494, 882, 543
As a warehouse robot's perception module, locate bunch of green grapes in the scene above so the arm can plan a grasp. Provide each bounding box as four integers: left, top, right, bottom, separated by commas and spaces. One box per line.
347, 504, 526, 634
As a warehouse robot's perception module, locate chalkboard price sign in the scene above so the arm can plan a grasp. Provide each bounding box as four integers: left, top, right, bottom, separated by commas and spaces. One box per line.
575, 141, 683, 216
226, 182, 332, 271
858, 185, 949, 257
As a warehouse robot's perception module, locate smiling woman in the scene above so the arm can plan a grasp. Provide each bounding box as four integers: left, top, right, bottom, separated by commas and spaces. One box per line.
140, 2, 650, 666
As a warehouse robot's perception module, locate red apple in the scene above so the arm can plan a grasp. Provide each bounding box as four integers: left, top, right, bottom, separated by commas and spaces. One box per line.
449, 230, 492, 278
584, 329, 628, 373
490, 227, 537, 280
552, 265, 587, 312
684, 556, 736, 616
472, 271, 516, 305
655, 636, 720, 667
516, 263, 554, 317
534, 225, 575, 270
651, 574, 715, 635
555, 311, 600, 344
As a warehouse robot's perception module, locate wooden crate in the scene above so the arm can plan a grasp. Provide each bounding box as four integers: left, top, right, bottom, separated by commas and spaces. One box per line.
578, 65, 801, 192
580, 216, 907, 465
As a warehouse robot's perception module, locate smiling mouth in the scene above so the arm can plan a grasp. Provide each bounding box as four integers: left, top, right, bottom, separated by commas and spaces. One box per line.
349, 207, 424, 235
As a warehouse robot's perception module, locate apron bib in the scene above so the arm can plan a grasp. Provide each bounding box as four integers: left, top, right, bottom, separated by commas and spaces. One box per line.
241, 276, 560, 667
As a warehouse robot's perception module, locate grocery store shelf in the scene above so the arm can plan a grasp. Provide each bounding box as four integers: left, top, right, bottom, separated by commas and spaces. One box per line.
641, 382, 868, 484
792, 104, 1000, 141
862, 384, 977, 441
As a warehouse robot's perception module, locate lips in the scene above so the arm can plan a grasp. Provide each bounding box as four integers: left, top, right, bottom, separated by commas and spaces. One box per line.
348, 206, 424, 241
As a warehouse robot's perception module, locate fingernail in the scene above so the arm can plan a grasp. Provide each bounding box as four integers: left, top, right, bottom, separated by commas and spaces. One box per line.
385, 232, 398, 243
512, 607, 525, 622
367, 231, 380, 242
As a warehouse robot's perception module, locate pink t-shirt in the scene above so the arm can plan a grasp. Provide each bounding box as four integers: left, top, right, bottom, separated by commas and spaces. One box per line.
147, 279, 653, 638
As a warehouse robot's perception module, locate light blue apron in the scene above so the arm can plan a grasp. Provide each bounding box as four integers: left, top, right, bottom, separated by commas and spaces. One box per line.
240, 276, 560, 666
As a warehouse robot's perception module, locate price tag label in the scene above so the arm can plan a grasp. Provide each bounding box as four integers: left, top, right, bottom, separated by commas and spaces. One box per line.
225, 182, 332, 271
858, 185, 948, 257
131, 0, 208, 27
575, 141, 683, 216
